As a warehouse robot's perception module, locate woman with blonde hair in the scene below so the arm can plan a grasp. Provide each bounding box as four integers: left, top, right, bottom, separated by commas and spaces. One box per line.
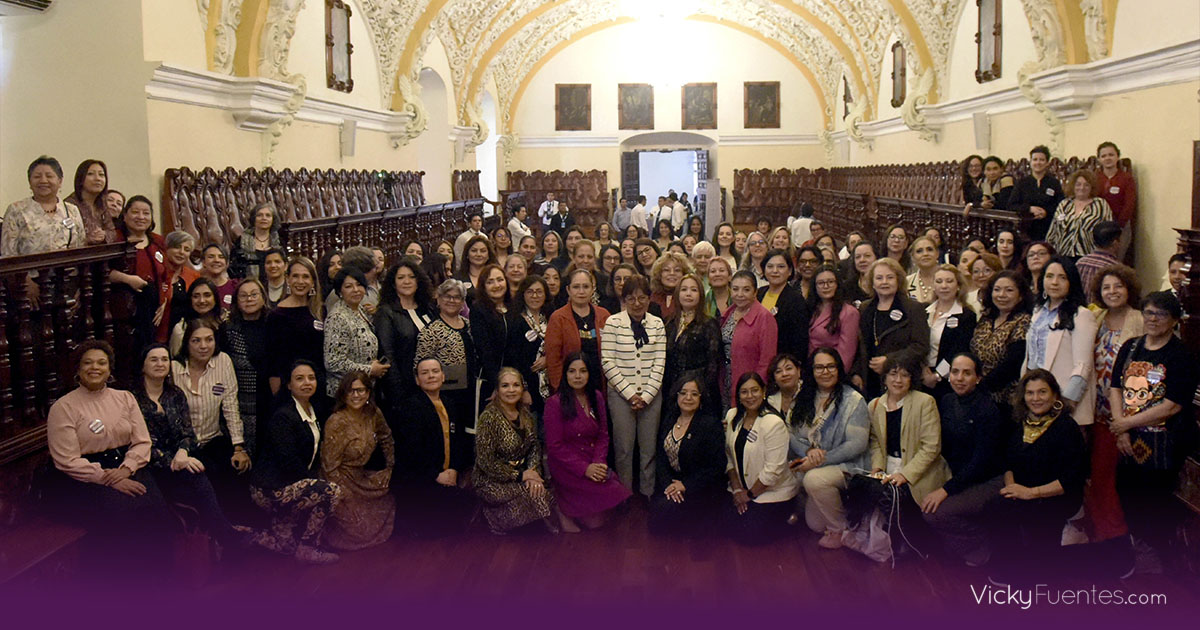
921, 264, 977, 399
906, 236, 941, 304
855, 257, 929, 400
650, 251, 691, 320
266, 256, 326, 396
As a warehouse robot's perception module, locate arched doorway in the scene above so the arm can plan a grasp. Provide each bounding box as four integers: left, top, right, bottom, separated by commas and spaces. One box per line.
619, 132, 718, 236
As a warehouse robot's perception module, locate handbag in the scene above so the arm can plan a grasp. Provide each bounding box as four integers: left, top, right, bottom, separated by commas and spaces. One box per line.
841, 472, 927, 567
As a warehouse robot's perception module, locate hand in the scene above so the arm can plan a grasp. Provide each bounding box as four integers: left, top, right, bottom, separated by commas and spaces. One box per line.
980, 198, 994, 210
88, 227, 105, 244
1030, 206, 1047, 219
585, 463, 608, 483
124, 274, 148, 291
531, 357, 546, 373
806, 448, 826, 467
362, 302, 378, 316
1116, 433, 1134, 457
665, 480, 686, 503
883, 472, 908, 486
99, 466, 133, 486
1000, 483, 1035, 500
522, 391, 532, 407
920, 488, 948, 514
732, 489, 750, 514
369, 360, 390, 378
435, 469, 458, 487
921, 368, 940, 389
231, 449, 251, 473
628, 396, 645, 411
152, 301, 167, 327
524, 477, 546, 499
963, 203, 972, 217
851, 375, 865, 390
111, 478, 147, 497
788, 457, 809, 472
1108, 416, 1131, 435
170, 449, 204, 473
868, 356, 887, 374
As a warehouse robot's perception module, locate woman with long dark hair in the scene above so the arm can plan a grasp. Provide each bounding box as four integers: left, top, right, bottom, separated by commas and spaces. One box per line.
723, 371, 798, 543
808, 264, 859, 368
375, 259, 434, 410
66, 158, 116, 244
971, 270, 1033, 412
961, 154, 985, 208
1024, 257, 1097, 426
665, 274, 722, 413
545, 353, 631, 532
471, 264, 511, 404
505, 275, 553, 415
223, 279, 272, 454
782, 348, 870, 548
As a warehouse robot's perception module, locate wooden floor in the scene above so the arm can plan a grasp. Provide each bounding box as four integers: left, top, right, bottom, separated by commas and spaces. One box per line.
193, 503, 1198, 613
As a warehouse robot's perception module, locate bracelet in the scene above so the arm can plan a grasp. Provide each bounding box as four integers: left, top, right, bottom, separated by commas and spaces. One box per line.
733, 488, 747, 495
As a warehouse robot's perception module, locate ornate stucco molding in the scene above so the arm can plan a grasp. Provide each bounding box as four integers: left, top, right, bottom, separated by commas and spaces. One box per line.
1020, 0, 1068, 68
1080, 0, 1110, 61
212, 0, 245, 74
844, 99, 874, 150
391, 72, 429, 147
257, 0, 307, 165
1017, 62, 1064, 155
900, 66, 940, 142
496, 133, 518, 169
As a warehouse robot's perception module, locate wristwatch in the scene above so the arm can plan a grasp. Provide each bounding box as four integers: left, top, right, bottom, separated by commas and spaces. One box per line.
746, 488, 757, 500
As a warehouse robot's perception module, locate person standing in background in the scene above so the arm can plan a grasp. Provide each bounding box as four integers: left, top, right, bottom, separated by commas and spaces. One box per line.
612, 197, 631, 234
1094, 142, 1137, 264
538, 192, 559, 229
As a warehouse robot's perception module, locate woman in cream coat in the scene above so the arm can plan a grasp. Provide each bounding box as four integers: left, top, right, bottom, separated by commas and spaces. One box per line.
867, 357, 951, 509
1022, 258, 1097, 426
724, 371, 799, 544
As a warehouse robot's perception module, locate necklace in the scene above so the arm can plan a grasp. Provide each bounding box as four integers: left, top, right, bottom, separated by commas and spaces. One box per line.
1023, 406, 1060, 443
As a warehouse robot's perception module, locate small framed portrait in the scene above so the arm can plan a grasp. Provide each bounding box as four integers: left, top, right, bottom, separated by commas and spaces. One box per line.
555, 84, 591, 131
618, 83, 654, 130
743, 82, 780, 129
681, 83, 717, 130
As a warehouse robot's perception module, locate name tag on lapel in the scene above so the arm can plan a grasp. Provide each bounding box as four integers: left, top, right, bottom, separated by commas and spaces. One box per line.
889, 309, 903, 321
746, 430, 758, 443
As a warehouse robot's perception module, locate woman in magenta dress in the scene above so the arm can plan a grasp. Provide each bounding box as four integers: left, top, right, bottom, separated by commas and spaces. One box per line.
545, 352, 632, 532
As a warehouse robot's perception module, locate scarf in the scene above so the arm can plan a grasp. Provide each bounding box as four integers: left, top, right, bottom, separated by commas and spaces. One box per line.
630, 315, 649, 348
1022, 401, 1063, 443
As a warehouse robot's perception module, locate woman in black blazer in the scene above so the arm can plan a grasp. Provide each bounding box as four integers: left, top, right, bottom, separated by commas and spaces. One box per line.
665, 274, 723, 414
854, 258, 931, 400
393, 357, 476, 537
374, 260, 433, 412
251, 360, 342, 564
649, 373, 728, 536
757, 249, 811, 359
921, 265, 978, 400
504, 276, 553, 417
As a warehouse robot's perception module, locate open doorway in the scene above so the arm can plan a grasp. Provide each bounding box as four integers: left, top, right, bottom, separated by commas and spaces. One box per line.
637, 151, 698, 204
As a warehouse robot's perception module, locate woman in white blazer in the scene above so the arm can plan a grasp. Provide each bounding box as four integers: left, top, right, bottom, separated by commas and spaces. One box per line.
1023, 258, 1097, 425
601, 275, 667, 498
724, 371, 799, 544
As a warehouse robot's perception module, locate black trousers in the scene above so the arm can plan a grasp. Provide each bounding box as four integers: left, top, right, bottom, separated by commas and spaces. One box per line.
648, 487, 724, 538
194, 436, 257, 524
1116, 461, 1181, 554
986, 493, 1081, 582
723, 498, 792, 545
152, 467, 239, 544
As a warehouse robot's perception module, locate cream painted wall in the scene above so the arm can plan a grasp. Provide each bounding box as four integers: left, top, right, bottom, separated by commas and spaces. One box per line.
0, 0, 154, 209
291, 0, 385, 109
512, 20, 824, 137
943, 0, 1037, 102
1111, 0, 1200, 58
141, 0, 207, 68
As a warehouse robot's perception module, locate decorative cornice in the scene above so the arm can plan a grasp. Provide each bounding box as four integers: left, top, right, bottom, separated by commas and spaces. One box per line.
145, 64, 412, 136
717, 134, 822, 146
517, 135, 621, 148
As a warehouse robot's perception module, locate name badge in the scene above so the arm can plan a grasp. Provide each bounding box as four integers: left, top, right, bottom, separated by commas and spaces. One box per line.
770, 307, 779, 315
525, 329, 538, 342
88, 419, 105, 434
212, 384, 226, 396
1147, 367, 1164, 383
223, 294, 233, 305
63, 219, 75, 229
1109, 186, 1120, 194
746, 430, 758, 443
935, 359, 951, 378
1045, 188, 1054, 196
154, 250, 164, 264
946, 317, 958, 329
889, 309, 903, 321
313, 320, 325, 331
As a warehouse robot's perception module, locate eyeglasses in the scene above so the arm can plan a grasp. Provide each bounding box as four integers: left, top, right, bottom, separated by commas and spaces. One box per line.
798, 258, 820, 265
812, 364, 838, 373
815, 279, 837, 287
1143, 309, 1173, 321
624, 294, 650, 303
348, 387, 369, 395
748, 240, 766, 246
238, 291, 263, 299
441, 294, 464, 302
887, 234, 907, 241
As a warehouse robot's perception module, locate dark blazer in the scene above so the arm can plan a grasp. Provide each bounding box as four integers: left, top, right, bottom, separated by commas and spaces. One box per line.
547, 212, 576, 237
1009, 173, 1064, 241
374, 301, 431, 410
664, 316, 722, 412
933, 308, 978, 369
470, 299, 509, 393
856, 294, 931, 398
758, 283, 811, 360
253, 400, 321, 490
394, 393, 471, 483
654, 412, 727, 496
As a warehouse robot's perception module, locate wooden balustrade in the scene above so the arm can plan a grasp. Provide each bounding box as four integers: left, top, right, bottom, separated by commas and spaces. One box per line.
452, 170, 482, 201
506, 170, 609, 235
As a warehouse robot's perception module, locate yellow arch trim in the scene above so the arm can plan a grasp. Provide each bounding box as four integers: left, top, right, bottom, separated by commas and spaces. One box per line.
506, 15, 832, 135
880, 0, 939, 102
1055, 0, 1090, 64
462, 0, 572, 119
771, 1, 871, 117
232, 0, 270, 77
391, 0, 454, 110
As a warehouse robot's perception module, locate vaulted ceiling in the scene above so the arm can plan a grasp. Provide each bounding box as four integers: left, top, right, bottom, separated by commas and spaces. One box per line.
205, 0, 1108, 145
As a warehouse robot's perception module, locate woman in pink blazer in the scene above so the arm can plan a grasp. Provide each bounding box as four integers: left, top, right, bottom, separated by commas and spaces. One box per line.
1023, 257, 1097, 425
721, 271, 779, 408
808, 264, 860, 367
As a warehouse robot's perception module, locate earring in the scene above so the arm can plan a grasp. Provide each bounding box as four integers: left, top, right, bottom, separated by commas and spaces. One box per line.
309, 287, 316, 296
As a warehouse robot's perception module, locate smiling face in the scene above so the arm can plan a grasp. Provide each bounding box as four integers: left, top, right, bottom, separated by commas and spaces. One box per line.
504, 256, 527, 287
1142, 304, 1178, 338
691, 248, 712, 275
661, 261, 684, 289
746, 233, 767, 260
468, 241, 490, 267
854, 244, 876, 274
542, 234, 561, 258
484, 268, 507, 302
103, 191, 125, 218
770, 230, 790, 251
730, 275, 756, 309
912, 238, 938, 269
636, 244, 657, 267
78, 348, 111, 390
83, 163, 106, 195
543, 268, 561, 295
345, 377, 370, 412
286, 263, 313, 297
991, 276, 1020, 314
190, 283, 216, 315
717, 225, 734, 248
438, 288, 464, 316
983, 160, 1003, 182
519, 237, 538, 262
623, 287, 650, 319
734, 232, 747, 253
497, 371, 524, 406
967, 157, 983, 178
568, 271, 594, 306
437, 241, 454, 259
573, 243, 596, 271
1024, 378, 1055, 416
166, 239, 193, 267
885, 366, 912, 398
933, 269, 959, 302
677, 380, 701, 414
493, 229, 511, 250
28, 164, 62, 199
1169, 260, 1186, 292
1099, 274, 1128, 310
1030, 152, 1048, 176
142, 346, 171, 381
327, 254, 342, 278
811, 351, 839, 391
772, 358, 800, 392
202, 248, 228, 277
971, 259, 996, 288
522, 281, 546, 312
815, 269, 839, 301
123, 200, 153, 235
738, 378, 765, 413
872, 264, 898, 298
1042, 262, 1069, 301
264, 252, 286, 281
601, 248, 620, 272
620, 239, 636, 262
763, 254, 790, 288
1073, 176, 1092, 200
394, 265, 418, 298
565, 359, 590, 392
405, 242, 424, 262
797, 250, 820, 279
708, 259, 730, 288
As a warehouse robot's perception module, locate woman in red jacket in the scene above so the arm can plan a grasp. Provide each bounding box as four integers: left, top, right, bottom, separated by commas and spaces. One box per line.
545, 269, 611, 392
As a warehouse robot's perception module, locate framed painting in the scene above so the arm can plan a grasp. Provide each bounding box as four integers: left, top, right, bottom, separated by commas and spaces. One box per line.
743, 82, 779, 129
555, 84, 591, 131
618, 83, 654, 130
681, 83, 717, 130
325, 0, 354, 93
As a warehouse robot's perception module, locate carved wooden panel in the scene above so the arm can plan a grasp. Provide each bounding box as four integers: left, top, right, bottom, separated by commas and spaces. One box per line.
506, 170, 609, 235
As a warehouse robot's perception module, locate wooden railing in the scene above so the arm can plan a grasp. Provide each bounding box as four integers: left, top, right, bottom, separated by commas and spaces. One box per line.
452, 170, 482, 201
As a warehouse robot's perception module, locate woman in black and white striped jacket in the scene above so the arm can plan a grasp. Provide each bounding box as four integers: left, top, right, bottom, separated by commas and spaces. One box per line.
601, 275, 667, 498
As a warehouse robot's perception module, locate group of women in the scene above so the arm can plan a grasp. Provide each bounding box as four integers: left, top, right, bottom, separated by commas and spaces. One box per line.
14, 153, 1191, 581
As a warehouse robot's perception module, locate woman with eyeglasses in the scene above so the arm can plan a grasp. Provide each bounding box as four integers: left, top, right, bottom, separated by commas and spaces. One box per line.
883, 225, 912, 271
650, 373, 726, 536
320, 371, 395, 550
739, 231, 769, 288
808, 264, 859, 369
505, 275, 553, 416
414, 279, 479, 459
223, 279, 271, 454
1022, 241, 1056, 296
794, 245, 823, 301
